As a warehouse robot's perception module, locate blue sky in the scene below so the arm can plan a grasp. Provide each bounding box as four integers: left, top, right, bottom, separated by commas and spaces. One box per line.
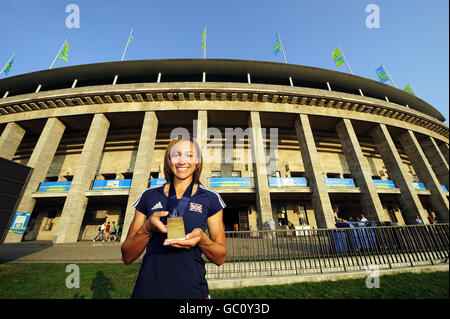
1, 0, 448, 123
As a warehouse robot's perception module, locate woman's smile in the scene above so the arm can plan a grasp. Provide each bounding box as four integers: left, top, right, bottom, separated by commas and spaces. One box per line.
170, 140, 198, 181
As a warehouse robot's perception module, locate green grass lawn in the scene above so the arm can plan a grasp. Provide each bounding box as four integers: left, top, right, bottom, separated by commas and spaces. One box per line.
0, 263, 447, 299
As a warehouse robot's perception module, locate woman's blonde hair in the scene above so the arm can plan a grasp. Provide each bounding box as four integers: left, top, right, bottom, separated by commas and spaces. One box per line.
163, 136, 203, 185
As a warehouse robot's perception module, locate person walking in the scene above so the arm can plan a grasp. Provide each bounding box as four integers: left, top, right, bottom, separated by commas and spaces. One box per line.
116, 224, 121, 241
105, 222, 111, 241
93, 222, 106, 242
266, 218, 276, 239
110, 221, 117, 241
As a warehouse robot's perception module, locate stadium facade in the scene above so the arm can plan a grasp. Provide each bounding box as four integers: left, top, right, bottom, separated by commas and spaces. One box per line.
0, 59, 448, 244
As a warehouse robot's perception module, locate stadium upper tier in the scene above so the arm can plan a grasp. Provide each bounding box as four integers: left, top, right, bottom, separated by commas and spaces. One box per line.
0, 58, 446, 122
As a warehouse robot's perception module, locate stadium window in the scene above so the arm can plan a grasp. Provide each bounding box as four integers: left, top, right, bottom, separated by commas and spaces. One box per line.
150, 172, 159, 179
231, 170, 241, 177
290, 172, 305, 178
296, 205, 309, 226
387, 206, 398, 223
211, 171, 221, 178
277, 205, 288, 226
343, 174, 352, 179
45, 176, 58, 182
122, 173, 133, 180
372, 176, 382, 180
327, 173, 341, 178
271, 171, 281, 177
102, 173, 116, 180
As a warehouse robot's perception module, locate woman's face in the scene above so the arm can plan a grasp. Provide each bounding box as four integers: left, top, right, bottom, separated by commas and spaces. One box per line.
170, 140, 198, 182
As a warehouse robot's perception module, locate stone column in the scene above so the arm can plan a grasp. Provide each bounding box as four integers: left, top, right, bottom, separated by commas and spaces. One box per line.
195, 110, 210, 186
369, 124, 429, 224
53, 114, 110, 243
0, 122, 26, 160
295, 114, 335, 228
398, 130, 449, 223
437, 143, 449, 166
420, 136, 449, 189
249, 111, 273, 228
4, 118, 65, 243
335, 119, 388, 222
121, 111, 158, 242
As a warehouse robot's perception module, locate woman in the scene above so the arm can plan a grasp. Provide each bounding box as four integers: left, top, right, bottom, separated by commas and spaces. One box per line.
121, 136, 227, 299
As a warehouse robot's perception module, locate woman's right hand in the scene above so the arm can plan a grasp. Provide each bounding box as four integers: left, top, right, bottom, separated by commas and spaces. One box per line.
141, 211, 169, 234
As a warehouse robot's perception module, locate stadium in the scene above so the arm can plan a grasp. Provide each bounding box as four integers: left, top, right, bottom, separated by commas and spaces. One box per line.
0, 58, 448, 244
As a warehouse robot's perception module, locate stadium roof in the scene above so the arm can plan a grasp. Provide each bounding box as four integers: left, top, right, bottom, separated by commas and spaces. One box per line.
0, 59, 445, 122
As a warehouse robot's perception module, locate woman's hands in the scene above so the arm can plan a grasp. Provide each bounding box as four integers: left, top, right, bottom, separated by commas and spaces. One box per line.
140, 212, 204, 249
140, 213, 204, 250
140, 211, 169, 235
163, 228, 205, 249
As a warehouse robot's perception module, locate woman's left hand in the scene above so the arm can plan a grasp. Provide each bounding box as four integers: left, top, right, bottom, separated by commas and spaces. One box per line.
163, 228, 204, 249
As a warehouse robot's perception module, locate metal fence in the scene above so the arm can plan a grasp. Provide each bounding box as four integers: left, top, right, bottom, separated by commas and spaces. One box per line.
204, 223, 449, 279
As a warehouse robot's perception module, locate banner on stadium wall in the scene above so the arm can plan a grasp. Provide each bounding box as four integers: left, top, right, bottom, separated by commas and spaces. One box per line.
372, 180, 396, 189
38, 181, 72, 192
269, 177, 307, 187
441, 185, 449, 193
412, 182, 427, 191
210, 177, 252, 187
324, 178, 356, 188
8, 212, 31, 235
150, 178, 166, 188
92, 179, 132, 190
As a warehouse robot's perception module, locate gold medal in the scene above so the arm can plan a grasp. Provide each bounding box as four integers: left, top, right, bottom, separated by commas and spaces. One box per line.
167, 216, 186, 240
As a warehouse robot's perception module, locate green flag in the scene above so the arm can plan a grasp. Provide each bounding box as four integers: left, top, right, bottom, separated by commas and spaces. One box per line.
332, 47, 344, 67
202, 26, 206, 52
59, 41, 69, 62
403, 83, 415, 95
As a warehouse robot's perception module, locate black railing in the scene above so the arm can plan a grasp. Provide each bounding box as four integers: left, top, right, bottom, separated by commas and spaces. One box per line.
204, 223, 449, 279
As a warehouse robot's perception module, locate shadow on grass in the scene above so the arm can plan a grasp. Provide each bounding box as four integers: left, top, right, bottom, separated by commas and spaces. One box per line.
90, 271, 115, 299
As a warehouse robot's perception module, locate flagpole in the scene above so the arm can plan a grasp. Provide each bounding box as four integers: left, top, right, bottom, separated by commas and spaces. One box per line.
278, 32, 287, 64
49, 39, 67, 69
0, 53, 15, 75
382, 64, 397, 88
121, 28, 134, 61
203, 26, 206, 59
339, 46, 353, 75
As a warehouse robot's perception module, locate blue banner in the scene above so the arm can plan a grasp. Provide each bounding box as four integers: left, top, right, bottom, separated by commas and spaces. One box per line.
38, 181, 71, 192
325, 178, 356, 188
412, 182, 427, 191
8, 212, 31, 235
441, 185, 448, 193
92, 179, 132, 190
269, 177, 307, 187
210, 177, 252, 187
373, 180, 396, 189
150, 178, 166, 188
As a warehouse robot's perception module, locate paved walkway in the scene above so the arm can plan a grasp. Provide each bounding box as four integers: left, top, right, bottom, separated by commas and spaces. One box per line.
0, 241, 132, 263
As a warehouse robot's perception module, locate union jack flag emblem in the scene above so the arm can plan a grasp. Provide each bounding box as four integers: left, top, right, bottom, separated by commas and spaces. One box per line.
190, 202, 203, 213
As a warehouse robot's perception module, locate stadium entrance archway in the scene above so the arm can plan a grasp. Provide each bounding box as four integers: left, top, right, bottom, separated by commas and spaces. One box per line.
220, 193, 255, 231
329, 193, 363, 222
78, 195, 128, 241
22, 197, 66, 242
